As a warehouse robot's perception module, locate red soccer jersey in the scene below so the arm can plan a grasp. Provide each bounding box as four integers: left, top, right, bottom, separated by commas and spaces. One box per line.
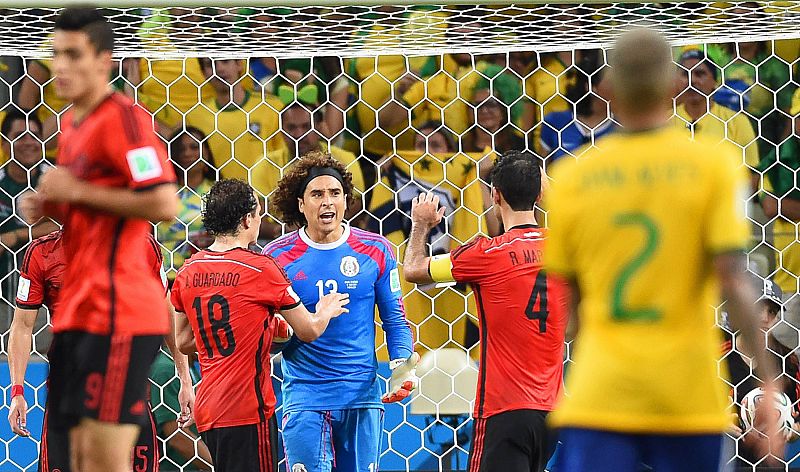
170, 248, 301, 432
16, 230, 166, 315
450, 225, 568, 419
54, 93, 175, 336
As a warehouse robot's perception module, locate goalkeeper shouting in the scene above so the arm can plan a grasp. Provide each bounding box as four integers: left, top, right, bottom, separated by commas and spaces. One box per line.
264, 151, 417, 472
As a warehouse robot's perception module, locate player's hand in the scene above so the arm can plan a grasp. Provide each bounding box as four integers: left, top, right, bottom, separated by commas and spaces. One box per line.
19, 190, 44, 225
411, 193, 445, 230
316, 291, 350, 320
272, 314, 294, 343
37, 167, 87, 204
270, 314, 294, 354
784, 411, 800, 442
751, 381, 786, 465
725, 412, 743, 438
177, 380, 196, 429
8, 395, 29, 437
382, 352, 420, 403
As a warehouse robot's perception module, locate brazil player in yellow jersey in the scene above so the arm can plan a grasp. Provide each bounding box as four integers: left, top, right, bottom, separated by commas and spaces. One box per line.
546, 29, 784, 471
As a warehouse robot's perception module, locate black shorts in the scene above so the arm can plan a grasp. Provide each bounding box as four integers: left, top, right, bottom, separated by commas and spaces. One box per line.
47, 331, 162, 429
468, 409, 555, 472
39, 401, 160, 472
201, 415, 278, 472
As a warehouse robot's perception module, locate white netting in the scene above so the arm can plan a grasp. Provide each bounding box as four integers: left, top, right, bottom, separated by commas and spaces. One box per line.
0, 3, 798, 472
0, 4, 798, 58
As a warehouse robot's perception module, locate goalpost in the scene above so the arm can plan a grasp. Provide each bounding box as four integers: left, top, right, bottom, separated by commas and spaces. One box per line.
0, 2, 799, 471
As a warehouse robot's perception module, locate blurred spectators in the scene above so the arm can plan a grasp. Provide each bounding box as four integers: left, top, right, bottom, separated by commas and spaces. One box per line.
0, 108, 57, 319
261, 101, 365, 224
673, 49, 759, 185
186, 58, 283, 196
124, 8, 217, 135
758, 89, 800, 295
368, 120, 484, 355
464, 63, 526, 155
712, 38, 795, 151
157, 127, 215, 282
272, 57, 350, 144
540, 50, 615, 165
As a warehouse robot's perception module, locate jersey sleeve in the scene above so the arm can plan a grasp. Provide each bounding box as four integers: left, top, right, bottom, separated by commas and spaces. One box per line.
449, 237, 490, 283
543, 160, 579, 278
375, 242, 414, 361
170, 277, 185, 314
706, 149, 750, 254
146, 234, 168, 293
105, 103, 176, 191
261, 258, 302, 310
16, 243, 45, 309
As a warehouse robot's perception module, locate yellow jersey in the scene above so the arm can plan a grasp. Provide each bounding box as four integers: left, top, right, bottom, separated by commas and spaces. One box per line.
673, 102, 759, 169
546, 127, 750, 434
138, 57, 215, 130
185, 91, 283, 195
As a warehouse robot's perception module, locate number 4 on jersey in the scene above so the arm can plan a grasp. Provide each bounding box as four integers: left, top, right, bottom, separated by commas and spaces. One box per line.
525, 271, 548, 333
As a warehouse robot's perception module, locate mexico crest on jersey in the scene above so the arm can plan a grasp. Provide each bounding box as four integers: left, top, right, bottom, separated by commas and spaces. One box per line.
340, 256, 359, 277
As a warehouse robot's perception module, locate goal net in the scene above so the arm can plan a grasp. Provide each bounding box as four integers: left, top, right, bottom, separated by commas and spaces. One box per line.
0, 3, 798, 471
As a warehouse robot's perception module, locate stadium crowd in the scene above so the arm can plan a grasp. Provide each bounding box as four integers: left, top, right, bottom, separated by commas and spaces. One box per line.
0, 4, 798, 470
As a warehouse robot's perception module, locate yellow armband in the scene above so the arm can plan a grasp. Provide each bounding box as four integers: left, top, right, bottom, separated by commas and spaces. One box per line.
429, 253, 455, 283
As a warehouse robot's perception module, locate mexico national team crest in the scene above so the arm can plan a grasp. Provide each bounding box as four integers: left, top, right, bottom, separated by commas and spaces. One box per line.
340, 256, 360, 277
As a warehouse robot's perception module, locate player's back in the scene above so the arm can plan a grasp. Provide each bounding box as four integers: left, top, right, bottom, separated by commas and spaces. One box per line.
171, 248, 299, 432
546, 126, 750, 433
56, 92, 175, 336
449, 226, 568, 418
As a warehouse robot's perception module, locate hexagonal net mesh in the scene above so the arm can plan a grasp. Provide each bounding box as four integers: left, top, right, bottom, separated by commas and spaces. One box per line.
0, 2, 798, 471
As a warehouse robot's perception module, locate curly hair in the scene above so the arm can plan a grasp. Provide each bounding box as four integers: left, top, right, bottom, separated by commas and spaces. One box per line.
202, 179, 258, 237
271, 150, 355, 227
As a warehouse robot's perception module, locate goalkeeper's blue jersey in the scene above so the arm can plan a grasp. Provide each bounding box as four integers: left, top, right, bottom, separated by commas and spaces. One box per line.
262, 225, 414, 413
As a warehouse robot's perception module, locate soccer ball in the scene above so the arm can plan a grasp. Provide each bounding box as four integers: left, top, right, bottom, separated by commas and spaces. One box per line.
739, 387, 794, 433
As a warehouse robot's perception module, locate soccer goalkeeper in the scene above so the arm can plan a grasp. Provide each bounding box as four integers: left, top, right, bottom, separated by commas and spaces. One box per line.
264, 151, 417, 472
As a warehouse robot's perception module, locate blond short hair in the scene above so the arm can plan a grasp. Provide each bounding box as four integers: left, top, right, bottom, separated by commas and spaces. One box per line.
609, 28, 675, 114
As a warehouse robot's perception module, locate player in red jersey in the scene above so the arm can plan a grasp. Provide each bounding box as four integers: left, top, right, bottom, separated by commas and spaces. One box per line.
404, 150, 568, 472
19, 8, 179, 472
7, 230, 193, 472
171, 179, 349, 472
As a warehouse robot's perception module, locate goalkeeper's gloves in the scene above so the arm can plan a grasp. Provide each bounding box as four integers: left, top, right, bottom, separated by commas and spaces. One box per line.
270, 314, 294, 354
381, 352, 420, 403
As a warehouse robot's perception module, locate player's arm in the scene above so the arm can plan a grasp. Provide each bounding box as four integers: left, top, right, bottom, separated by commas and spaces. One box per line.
7, 307, 37, 437
164, 294, 196, 428
174, 310, 197, 355
404, 192, 448, 284
36, 167, 178, 223
717, 255, 784, 458
278, 291, 350, 343
8, 241, 48, 437
374, 242, 419, 403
